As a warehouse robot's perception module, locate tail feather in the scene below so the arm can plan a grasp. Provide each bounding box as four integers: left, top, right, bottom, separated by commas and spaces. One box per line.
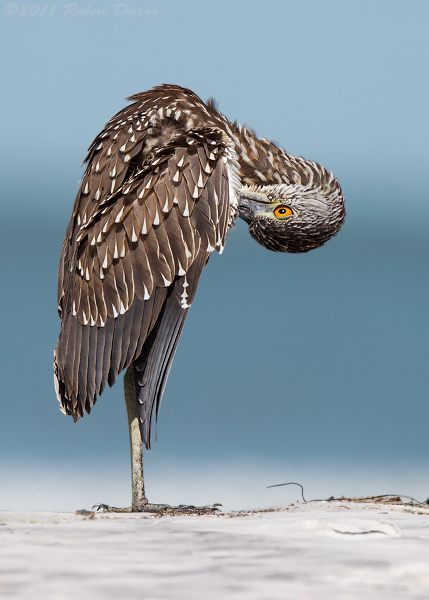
132, 250, 209, 449
133, 292, 188, 449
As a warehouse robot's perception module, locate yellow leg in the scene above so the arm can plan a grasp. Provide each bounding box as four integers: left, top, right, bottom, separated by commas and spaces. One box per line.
124, 365, 148, 510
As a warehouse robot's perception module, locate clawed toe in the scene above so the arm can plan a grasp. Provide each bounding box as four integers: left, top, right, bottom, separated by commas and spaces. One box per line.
92, 503, 132, 513
92, 502, 222, 514
148, 503, 222, 515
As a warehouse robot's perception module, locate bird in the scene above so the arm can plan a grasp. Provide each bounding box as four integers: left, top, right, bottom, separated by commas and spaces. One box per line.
54, 84, 345, 513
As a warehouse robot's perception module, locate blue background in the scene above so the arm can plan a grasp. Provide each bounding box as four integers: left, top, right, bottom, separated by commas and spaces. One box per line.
1, 0, 428, 511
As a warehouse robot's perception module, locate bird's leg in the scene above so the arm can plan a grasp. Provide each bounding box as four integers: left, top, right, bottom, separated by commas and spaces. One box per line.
93, 366, 221, 515
93, 366, 148, 513
123, 365, 148, 510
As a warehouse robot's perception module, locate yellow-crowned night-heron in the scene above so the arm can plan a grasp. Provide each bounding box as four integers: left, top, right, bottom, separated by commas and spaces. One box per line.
54, 84, 345, 513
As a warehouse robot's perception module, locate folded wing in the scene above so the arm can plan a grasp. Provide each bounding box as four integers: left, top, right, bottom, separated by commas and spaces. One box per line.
55, 113, 235, 447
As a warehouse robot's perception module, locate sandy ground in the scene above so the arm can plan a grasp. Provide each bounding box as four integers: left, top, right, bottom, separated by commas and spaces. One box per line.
1, 502, 429, 599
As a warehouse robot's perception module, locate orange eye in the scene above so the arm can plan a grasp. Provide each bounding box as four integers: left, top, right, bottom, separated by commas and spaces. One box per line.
274, 205, 293, 218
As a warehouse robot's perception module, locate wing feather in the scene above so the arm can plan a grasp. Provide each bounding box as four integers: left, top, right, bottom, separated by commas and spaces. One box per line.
109, 312, 126, 386
55, 96, 238, 441
78, 323, 90, 411
94, 322, 106, 395
124, 296, 145, 366
63, 314, 77, 401
100, 316, 115, 395
119, 299, 136, 373
71, 316, 83, 413
87, 324, 98, 405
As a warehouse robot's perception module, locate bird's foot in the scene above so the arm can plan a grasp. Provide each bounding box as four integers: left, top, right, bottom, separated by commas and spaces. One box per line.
93, 502, 222, 515
92, 504, 134, 513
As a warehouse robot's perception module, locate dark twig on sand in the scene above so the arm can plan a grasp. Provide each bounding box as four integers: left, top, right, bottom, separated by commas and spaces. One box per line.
267, 482, 429, 507
266, 482, 307, 502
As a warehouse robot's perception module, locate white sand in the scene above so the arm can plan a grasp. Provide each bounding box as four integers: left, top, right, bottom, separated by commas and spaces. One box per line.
1, 502, 429, 599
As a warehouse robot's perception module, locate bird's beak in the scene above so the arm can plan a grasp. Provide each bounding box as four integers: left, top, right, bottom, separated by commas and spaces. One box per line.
237, 190, 270, 223
238, 198, 254, 223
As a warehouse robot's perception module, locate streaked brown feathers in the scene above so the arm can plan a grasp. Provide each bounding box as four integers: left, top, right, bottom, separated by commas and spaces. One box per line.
55, 86, 238, 447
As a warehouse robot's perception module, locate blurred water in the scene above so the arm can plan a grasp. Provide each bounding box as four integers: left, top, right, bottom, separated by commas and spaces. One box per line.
1, 457, 428, 513
0, 202, 428, 510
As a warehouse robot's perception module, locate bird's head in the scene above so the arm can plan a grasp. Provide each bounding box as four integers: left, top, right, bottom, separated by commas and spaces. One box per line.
238, 179, 345, 253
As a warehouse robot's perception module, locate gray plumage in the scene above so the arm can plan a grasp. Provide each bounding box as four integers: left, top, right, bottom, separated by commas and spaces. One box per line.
54, 84, 345, 450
